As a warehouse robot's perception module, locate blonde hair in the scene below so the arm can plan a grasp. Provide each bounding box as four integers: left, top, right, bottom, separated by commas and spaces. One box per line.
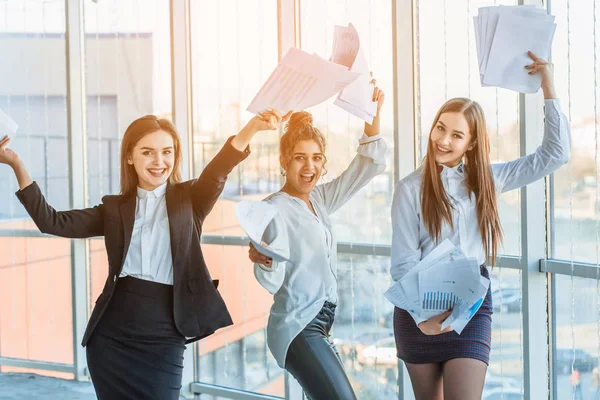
421, 98, 503, 265
119, 115, 183, 196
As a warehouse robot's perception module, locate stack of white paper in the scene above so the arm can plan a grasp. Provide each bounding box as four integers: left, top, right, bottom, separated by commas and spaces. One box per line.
247, 23, 377, 123
474, 5, 556, 93
384, 240, 490, 334
0, 109, 18, 139
235, 200, 290, 263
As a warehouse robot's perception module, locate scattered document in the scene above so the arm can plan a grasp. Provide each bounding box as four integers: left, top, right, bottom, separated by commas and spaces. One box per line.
0, 109, 18, 139
331, 23, 378, 124
247, 48, 360, 117
247, 23, 377, 123
235, 200, 290, 263
474, 5, 556, 93
384, 239, 490, 334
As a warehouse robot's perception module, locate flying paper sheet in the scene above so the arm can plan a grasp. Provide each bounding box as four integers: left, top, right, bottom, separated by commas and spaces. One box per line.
247, 48, 360, 116
235, 200, 290, 263
0, 109, 18, 139
474, 5, 556, 93
331, 23, 378, 124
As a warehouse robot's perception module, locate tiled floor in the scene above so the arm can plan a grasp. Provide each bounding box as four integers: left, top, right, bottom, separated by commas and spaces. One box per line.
0, 373, 193, 399
0, 373, 96, 400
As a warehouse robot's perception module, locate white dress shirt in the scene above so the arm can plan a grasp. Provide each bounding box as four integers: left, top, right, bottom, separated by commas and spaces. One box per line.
254, 133, 388, 368
120, 181, 175, 285
390, 99, 571, 282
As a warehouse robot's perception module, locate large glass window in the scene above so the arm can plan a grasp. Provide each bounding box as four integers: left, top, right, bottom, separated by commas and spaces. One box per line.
194, 244, 283, 397
554, 275, 600, 399
417, 0, 521, 257
0, 0, 74, 378
330, 254, 398, 398
300, 0, 395, 246
189, 0, 283, 397
550, 1, 600, 399
551, 0, 599, 265
416, 0, 525, 395
83, 0, 173, 300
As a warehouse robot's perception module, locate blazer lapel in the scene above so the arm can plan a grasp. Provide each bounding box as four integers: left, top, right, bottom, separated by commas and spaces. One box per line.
166, 183, 183, 269
119, 193, 137, 271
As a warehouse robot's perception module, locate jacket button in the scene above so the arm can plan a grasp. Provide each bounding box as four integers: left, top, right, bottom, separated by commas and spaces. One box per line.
113, 275, 117, 282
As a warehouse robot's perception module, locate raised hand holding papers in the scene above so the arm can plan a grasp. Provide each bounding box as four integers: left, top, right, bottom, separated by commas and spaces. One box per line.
235, 201, 290, 263
474, 5, 556, 93
0, 109, 18, 140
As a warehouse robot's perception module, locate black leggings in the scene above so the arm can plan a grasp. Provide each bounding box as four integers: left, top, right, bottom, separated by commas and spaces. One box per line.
285, 301, 357, 400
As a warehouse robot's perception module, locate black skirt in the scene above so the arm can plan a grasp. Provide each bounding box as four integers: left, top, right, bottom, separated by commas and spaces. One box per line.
394, 265, 493, 365
86, 276, 186, 400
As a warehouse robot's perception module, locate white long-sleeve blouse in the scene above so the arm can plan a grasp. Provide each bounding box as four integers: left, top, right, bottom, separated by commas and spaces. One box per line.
390, 99, 571, 282
254, 133, 388, 368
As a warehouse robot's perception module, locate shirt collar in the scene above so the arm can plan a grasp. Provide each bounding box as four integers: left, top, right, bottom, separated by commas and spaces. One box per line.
137, 181, 168, 199
438, 162, 465, 177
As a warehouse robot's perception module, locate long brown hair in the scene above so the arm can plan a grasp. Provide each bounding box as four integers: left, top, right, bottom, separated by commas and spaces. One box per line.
119, 115, 183, 196
421, 98, 503, 265
279, 111, 328, 174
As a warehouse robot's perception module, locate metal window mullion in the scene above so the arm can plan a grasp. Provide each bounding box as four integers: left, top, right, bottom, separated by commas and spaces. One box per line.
170, 0, 195, 397
541, 259, 600, 279
519, 79, 550, 400
391, 1, 418, 396
171, 0, 193, 182
65, 0, 89, 382
277, 2, 304, 398
393, 0, 417, 182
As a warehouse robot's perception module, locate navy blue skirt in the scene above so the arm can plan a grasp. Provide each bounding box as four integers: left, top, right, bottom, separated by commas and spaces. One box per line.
393, 265, 493, 365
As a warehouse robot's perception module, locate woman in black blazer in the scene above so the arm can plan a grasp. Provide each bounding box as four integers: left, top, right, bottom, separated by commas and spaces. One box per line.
0, 109, 291, 400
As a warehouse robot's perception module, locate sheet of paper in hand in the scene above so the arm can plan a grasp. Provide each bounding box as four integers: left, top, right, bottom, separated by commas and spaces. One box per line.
0, 109, 18, 140
235, 200, 290, 263
474, 5, 556, 93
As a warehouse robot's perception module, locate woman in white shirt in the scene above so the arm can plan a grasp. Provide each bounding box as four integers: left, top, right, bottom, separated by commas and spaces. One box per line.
0, 110, 288, 399
391, 52, 570, 399
248, 84, 387, 399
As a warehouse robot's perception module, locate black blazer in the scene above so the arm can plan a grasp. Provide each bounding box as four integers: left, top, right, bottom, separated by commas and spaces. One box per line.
15, 138, 249, 346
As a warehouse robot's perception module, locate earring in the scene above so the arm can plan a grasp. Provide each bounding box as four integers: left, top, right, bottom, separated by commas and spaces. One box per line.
280, 167, 286, 177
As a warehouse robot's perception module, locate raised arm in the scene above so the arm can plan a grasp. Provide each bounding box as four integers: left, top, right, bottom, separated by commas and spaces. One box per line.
190, 110, 292, 222
15, 182, 104, 238
390, 180, 422, 282
190, 137, 250, 223
493, 52, 571, 192
1, 136, 104, 238
312, 84, 387, 214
